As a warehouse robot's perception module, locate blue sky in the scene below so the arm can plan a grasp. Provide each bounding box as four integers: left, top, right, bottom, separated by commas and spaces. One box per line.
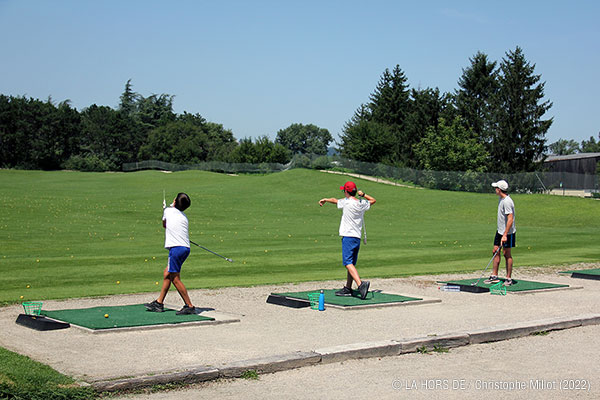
1, 0, 598, 145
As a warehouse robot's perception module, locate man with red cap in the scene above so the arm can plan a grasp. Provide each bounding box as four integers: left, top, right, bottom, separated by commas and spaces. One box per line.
319, 181, 376, 299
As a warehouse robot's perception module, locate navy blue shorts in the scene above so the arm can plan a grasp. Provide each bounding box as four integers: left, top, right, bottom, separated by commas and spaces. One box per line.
341, 237, 361, 266
168, 246, 190, 273
494, 232, 516, 248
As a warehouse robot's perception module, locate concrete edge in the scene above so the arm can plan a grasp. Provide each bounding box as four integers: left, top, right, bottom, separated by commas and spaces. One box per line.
91, 366, 220, 392
218, 351, 321, 378
508, 285, 583, 295
56, 313, 240, 334
89, 313, 600, 393
315, 340, 400, 363
327, 297, 441, 311
397, 333, 470, 354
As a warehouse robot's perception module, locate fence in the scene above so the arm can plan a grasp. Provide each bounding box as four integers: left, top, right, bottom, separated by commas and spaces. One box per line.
123, 157, 599, 194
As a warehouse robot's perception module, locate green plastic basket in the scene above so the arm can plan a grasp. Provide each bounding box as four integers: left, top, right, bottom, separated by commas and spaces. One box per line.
307, 293, 320, 310
490, 282, 507, 296
22, 301, 43, 315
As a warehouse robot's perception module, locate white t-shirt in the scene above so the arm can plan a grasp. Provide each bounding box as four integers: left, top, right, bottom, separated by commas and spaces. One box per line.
337, 197, 370, 238
497, 195, 516, 235
163, 207, 190, 248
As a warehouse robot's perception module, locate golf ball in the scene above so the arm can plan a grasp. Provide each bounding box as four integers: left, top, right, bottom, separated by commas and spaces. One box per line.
116, 281, 120, 284
20, 295, 24, 299
104, 314, 109, 318
26, 285, 30, 289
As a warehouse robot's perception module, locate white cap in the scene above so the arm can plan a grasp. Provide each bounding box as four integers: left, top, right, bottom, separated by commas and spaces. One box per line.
492, 180, 509, 191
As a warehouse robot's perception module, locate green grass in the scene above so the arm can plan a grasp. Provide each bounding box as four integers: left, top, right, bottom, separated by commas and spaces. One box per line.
0, 347, 95, 399
0, 168, 598, 305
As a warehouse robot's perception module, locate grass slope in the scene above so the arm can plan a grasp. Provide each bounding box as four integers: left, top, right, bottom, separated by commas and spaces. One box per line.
0, 169, 598, 304
0, 346, 94, 399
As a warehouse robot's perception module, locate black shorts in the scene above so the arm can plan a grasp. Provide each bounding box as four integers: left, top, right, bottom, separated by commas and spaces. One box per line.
494, 232, 516, 248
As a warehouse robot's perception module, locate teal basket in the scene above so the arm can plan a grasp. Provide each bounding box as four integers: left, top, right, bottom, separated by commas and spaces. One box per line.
307, 292, 320, 310
490, 282, 507, 296
22, 301, 43, 315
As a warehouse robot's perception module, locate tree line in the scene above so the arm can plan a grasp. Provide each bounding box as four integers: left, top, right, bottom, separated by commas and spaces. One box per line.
340, 46, 557, 174
2, 47, 589, 173
547, 136, 600, 155
0, 80, 333, 171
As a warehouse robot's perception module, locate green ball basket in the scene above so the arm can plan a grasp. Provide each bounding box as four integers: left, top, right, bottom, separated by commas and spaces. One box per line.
490, 282, 507, 296
307, 292, 320, 310
22, 301, 43, 316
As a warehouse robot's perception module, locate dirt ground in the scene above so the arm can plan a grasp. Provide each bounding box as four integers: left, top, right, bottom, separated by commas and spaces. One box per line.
114, 324, 600, 400
0, 263, 598, 395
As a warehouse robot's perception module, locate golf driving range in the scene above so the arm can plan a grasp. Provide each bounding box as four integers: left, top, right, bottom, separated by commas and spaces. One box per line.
1, 168, 598, 305
1, 168, 599, 395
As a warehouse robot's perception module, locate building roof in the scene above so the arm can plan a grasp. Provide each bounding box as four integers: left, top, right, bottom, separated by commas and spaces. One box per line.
545, 153, 600, 162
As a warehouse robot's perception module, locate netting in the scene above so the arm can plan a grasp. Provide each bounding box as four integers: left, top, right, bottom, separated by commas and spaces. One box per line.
123, 156, 599, 194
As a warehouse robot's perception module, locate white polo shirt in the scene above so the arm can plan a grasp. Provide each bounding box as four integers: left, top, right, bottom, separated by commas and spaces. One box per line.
163, 207, 190, 248
337, 197, 370, 238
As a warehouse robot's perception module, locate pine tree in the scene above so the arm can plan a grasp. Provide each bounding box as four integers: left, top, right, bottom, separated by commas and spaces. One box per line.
455, 51, 498, 145
368, 65, 412, 164
491, 47, 553, 172
369, 65, 410, 127
118, 79, 138, 116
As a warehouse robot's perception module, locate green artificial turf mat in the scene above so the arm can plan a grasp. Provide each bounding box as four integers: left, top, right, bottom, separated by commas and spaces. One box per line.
273, 289, 422, 306
440, 278, 569, 292
559, 268, 600, 276
41, 304, 214, 330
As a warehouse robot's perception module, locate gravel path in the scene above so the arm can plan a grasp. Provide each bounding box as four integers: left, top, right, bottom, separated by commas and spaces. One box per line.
114, 324, 600, 400
0, 264, 598, 391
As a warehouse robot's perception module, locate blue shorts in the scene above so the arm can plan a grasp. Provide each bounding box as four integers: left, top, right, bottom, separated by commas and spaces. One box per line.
341, 237, 361, 266
494, 232, 516, 248
167, 246, 190, 273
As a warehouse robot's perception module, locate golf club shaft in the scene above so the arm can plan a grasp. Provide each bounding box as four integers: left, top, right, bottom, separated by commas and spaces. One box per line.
190, 240, 234, 262
473, 246, 502, 286
359, 194, 367, 244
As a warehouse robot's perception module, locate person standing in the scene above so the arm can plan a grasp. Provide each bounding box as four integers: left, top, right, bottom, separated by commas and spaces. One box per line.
485, 180, 516, 286
319, 181, 376, 300
145, 192, 196, 315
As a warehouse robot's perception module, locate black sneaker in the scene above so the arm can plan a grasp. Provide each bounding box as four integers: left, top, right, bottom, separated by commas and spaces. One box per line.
484, 275, 500, 284
335, 286, 353, 297
145, 300, 164, 312
358, 281, 370, 300
176, 305, 196, 315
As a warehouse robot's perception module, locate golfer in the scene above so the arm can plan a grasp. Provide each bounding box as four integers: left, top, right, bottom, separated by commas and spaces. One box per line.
145, 192, 196, 315
485, 180, 516, 286
319, 181, 375, 300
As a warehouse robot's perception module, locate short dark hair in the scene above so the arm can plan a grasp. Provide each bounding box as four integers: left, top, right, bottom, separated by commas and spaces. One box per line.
347, 188, 357, 196
174, 192, 191, 211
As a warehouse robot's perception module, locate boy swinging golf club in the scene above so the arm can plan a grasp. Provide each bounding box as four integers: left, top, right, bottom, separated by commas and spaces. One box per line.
145, 192, 196, 315
319, 181, 376, 300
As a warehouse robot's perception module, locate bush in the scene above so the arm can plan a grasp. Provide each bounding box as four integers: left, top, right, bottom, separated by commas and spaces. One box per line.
63, 154, 112, 172
311, 155, 331, 170
291, 154, 311, 169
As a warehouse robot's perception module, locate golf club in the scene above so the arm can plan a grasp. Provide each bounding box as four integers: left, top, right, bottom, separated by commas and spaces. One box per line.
472, 246, 503, 286
359, 191, 367, 244
163, 189, 166, 209
190, 240, 234, 263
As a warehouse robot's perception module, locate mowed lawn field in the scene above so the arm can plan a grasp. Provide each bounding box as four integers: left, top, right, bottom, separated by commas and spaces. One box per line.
0, 168, 598, 305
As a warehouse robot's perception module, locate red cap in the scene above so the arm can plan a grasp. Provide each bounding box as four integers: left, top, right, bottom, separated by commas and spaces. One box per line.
340, 181, 357, 192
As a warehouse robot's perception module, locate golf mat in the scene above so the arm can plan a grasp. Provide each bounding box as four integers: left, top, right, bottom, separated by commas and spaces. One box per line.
438, 278, 572, 294
559, 268, 600, 281
267, 289, 436, 310
40, 304, 214, 332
